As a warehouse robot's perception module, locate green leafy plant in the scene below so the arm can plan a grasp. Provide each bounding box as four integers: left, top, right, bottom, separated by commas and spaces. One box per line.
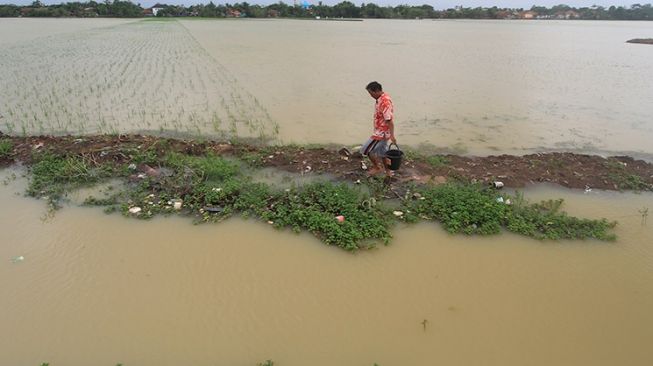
604, 159, 652, 191
27, 153, 112, 206
405, 183, 616, 241
0, 138, 13, 159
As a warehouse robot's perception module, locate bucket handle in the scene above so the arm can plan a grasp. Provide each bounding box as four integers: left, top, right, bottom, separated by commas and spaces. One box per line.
388, 142, 400, 150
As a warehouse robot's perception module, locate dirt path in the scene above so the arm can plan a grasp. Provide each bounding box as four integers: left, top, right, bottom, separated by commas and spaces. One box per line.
2, 133, 652, 191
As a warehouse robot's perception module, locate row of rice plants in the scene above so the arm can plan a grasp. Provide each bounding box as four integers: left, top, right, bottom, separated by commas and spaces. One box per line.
0, 20, 280, 141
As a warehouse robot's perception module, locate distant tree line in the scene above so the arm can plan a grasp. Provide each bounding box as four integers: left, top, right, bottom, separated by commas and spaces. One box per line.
0, 0, 141, 17
1, 1, 652, 20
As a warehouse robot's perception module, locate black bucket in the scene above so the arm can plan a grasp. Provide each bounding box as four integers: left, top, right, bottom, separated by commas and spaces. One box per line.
385, 143, 403, 171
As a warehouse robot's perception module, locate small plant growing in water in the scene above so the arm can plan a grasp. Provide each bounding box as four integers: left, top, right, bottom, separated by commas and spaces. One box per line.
0, 138, 13, 159
640, 207, 649, 226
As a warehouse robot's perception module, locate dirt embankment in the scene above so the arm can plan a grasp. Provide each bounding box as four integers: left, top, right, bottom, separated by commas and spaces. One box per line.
1, 134, 652, 191
627, 38, 653, 45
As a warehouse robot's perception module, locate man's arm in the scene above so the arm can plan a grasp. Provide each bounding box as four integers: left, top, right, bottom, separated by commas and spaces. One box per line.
386, 119, 396, 144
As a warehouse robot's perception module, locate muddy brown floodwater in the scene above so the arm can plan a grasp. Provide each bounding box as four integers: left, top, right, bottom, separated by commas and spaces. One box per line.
1, 168, 653, 366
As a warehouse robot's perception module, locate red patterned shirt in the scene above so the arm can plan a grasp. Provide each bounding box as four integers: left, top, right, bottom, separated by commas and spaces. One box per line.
372, 92, 394, 140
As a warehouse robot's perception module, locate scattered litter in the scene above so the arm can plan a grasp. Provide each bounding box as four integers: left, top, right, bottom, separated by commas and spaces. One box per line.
128, 163, 137, 170
128, 207, 142, 214
268, 155, 274, 159
304, 166, 312, 173
211, 187, 222, 192
204, 206, 224, 213
490, 181, 504, 189
584, 185, 592, 194
338, 147, 352, 157
11, 255, 24, 263
361, 162, 368, 170
496, 197, 504, 203
361, 198, 375, 209
143, 165, 159, 177
267, 220, 274, 225
321, 160, 328, 164
413, 192, 423, 199
335, 215, 345, 223
172, 200, 183, 210
393, 210, 404, 217
100, 151, 108, 157
136, 173, 146, 179
33, 142, 44, 149
505, 199, 512, 205
354, 179, 361, 184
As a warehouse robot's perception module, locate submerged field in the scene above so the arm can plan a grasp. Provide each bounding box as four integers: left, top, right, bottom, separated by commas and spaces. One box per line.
0, 19, 278, 139
2, 18, 653, 156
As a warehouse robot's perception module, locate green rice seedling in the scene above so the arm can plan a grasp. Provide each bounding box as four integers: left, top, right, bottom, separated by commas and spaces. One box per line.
640, 207, 649, 226
0, 139, 13, 159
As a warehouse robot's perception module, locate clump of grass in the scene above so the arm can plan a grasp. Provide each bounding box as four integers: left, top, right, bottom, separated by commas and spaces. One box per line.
404, 183, 616, 241
233, 146, 274, 168
506, 195, 616, 240
403, 149, 449, 169
0, 138, 13, 159
129, 146, 160, 165
425, 155, 449, 168
27, 153, 113, 206
604, 159, 652, 191
611, 173, 652, 191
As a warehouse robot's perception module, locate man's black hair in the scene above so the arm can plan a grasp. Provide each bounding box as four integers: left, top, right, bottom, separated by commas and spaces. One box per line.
366, 81, 382, 92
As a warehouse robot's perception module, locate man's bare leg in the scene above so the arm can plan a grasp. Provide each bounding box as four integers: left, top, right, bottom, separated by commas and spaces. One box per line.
367, 155, 384, 176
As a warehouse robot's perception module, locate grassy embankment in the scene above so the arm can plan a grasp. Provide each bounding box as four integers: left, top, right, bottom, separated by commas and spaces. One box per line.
8, 136, 617, 250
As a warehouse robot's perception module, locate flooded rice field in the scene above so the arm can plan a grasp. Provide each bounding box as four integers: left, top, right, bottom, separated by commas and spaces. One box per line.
0, 19, 278, 140
183, 18, 653, 156
1, 18, 652, 155
1, 169, 653, 365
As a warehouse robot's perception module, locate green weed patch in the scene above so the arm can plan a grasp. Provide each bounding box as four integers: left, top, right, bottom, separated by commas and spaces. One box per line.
27, 153, 113, 205
23, 149, 617, 249
405, 183, 616, 241
0, 138, 13, 159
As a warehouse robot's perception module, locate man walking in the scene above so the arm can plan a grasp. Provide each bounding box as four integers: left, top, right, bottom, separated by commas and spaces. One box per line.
361, 81, 397, 177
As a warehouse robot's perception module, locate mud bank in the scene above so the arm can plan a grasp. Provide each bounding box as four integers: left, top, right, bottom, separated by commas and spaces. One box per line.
0, 133, 630, 248
627, 38, 653, 45
1, 133, 652, 192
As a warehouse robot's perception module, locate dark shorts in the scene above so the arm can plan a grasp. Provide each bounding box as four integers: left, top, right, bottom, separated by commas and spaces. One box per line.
361, 138, 388, 158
